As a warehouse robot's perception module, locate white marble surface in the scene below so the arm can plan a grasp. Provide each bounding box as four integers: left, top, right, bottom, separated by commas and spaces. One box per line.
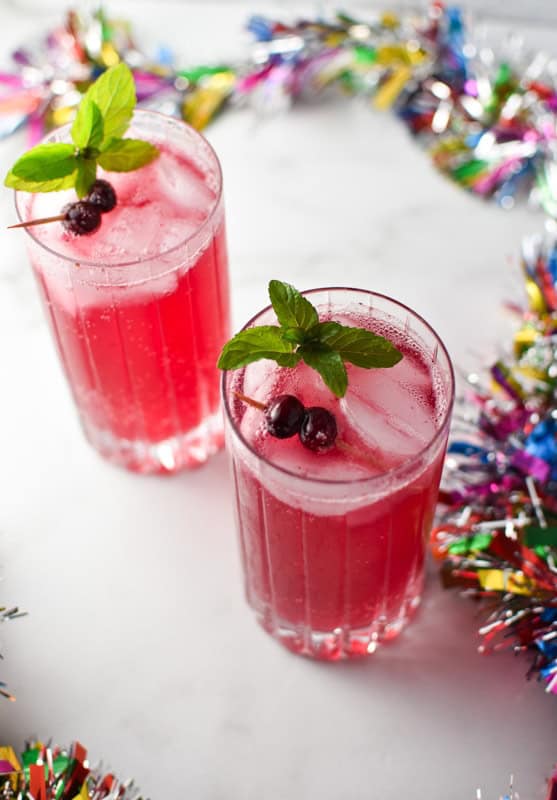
2, 3, 557, 798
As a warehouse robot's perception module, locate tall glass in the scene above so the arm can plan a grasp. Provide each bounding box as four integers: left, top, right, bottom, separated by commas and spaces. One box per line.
16, 110, 229, 474
223, 288, 454, 660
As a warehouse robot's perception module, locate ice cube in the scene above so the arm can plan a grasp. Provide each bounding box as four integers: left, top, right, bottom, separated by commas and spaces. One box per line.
155, 151, 215, 219
340, 364, 436, 463
260, 430, 371, 482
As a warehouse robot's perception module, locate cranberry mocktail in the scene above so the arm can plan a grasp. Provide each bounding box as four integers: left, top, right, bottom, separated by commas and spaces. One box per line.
16, 111, 229, 473
223, 288, 453, 659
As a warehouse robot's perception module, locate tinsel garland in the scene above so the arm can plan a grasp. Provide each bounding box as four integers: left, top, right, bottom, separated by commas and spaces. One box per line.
0, 741, 144, 799
1, 5, 556, 215
433, 227, 557, 697
0, 741, 538, 800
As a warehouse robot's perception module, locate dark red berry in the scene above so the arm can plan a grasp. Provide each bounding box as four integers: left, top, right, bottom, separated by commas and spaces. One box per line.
299, 407, 338, 452
86, 179, 117, 213
62, 201, 102, 235
265, 394, 305, 439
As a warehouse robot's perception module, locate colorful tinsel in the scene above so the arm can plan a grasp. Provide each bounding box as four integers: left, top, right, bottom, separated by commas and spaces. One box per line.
0, 7, 234, 145
480, 776, 557, 800
0, 743, 543, 800
238, 7, 557, 217
2, 5, 557, 214
433, 226, 557, 695
0, 741, 145, 799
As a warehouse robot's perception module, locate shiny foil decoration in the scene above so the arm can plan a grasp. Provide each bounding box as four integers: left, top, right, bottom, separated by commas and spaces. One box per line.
0, 6, 235, 144
0, 741, 145, 799
431, 226, 557, 795
2, 4, 557, 214
433, 226, 557, 698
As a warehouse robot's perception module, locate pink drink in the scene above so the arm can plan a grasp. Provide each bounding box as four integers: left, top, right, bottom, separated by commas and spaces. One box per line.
16, 111, 229, 473
224, 289, 454, 659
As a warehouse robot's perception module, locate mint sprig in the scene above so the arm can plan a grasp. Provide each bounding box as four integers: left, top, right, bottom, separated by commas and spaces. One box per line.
217, 280, 403, 398
4, 63, 159, 198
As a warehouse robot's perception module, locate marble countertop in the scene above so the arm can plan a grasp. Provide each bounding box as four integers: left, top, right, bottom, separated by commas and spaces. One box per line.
2, 3, 557, 798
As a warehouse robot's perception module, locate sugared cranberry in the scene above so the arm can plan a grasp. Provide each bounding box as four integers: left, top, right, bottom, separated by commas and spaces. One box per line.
299, 407, 338, 452
86, 179, 117, 212
62, 201, 102, 235
265, 394, 305, 439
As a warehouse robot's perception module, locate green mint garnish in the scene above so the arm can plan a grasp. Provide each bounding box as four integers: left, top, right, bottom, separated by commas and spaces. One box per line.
97, 139, 159, 172
269, 280, 319, 330
4, 63, 159, 198
81, 61, 136, 141
217, 280, 403, 398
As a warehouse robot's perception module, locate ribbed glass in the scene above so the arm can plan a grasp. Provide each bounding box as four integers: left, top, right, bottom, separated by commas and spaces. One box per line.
223, 289, 454, 660
16, 111, 230, 474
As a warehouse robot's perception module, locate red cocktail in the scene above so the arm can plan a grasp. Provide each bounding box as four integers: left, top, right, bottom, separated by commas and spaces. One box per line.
223, 289, 454, 659
16, 111, 229, 473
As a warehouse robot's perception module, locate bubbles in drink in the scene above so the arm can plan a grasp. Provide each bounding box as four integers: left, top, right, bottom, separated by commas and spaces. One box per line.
27, 143, 217, 264
341, 349, 437, 465
154, 151, 216, 222
235, 318, 447, 482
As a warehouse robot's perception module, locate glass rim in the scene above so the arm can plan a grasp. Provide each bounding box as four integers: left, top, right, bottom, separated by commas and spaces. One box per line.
13, 108, 224, 269
222, 286, 456, 487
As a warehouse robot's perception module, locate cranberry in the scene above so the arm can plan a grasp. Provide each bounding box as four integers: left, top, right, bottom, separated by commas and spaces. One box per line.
86, 179, 117, 213
299, 407, 338, 452
62, 201, 102, 235
265, 394, 305, 439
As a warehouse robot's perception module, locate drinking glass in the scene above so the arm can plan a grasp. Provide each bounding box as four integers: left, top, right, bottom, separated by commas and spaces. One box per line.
16, 110, 230, 474
223, 288, 454, 659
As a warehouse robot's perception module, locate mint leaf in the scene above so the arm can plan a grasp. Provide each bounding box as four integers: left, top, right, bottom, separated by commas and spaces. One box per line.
75, 158, 97, 198
217, 280, 404, 398
71, 98, 104, 150
98, 139, 160, 172
317, 323, 403, 368
281, 327, 308, 345
299, 343, 348, 398
269, 280, 319, 330
5, 143, 77, 190
5, 62, 160, 200
4, 172, 77, 193
308, 321, 342, 340
217, 326, 301, 370
83, 62, 135, 141
4, 143, 78, 191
